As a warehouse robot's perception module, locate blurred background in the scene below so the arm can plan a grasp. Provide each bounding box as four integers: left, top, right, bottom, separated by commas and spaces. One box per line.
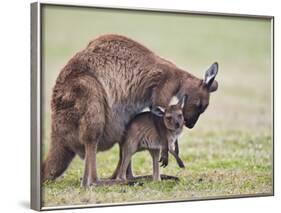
41, 5, 273, 207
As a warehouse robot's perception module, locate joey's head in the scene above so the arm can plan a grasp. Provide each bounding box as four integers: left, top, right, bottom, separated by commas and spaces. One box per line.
182, 62, 219, 129
155, 96, 185, 131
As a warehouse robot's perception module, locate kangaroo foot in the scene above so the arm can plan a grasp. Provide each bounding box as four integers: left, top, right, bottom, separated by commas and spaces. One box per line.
129, 174, 179, 181
80, 177, 100, 187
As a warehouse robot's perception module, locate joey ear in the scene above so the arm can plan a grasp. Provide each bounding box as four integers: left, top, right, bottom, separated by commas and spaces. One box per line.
169, 96, 180, 106
203, 62, 218, 92
177, 95, 187, 109
151, 106, 165, 117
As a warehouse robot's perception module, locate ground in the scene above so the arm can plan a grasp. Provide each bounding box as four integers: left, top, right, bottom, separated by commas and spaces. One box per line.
42, 129, 272, 206
41, 5, 273, 208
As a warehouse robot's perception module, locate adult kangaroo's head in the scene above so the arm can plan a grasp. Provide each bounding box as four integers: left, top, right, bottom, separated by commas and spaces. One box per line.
182, 62, 219, 129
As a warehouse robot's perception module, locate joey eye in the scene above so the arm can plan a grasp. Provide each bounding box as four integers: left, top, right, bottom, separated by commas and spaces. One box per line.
166, 116, 172, 120
177, 114, 183, 119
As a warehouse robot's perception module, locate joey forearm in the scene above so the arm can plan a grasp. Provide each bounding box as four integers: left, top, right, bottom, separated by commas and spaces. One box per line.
151, 77, 180, 167
158, 135, 169, 167
174, 139, 179, 155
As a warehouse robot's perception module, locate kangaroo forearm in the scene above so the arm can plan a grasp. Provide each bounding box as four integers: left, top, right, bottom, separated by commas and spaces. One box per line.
151, 76, 180, 108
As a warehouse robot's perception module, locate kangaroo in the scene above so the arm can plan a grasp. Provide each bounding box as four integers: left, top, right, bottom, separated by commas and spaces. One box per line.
116, 96, 186, 181
42, 34, 218, 187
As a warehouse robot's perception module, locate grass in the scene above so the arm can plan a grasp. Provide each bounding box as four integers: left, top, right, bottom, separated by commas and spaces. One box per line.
42, 130, 272, 207
41, 5, 273, 208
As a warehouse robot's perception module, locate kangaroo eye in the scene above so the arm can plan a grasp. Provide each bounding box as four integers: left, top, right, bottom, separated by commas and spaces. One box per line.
196, 99, 201, 107
178, 114, 183, 119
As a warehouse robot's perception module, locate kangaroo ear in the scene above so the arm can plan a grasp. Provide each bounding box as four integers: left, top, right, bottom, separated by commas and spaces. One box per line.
151, 106, 165, 117
203, 62, 218, 92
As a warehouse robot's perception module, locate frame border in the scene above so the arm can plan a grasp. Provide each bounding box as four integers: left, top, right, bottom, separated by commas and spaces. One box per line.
30, 1, 275, 211
31, 2, 42, 210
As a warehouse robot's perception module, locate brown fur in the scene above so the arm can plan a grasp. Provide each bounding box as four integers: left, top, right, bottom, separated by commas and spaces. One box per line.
116, 100, 185, 181
42, 34, 218, 186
